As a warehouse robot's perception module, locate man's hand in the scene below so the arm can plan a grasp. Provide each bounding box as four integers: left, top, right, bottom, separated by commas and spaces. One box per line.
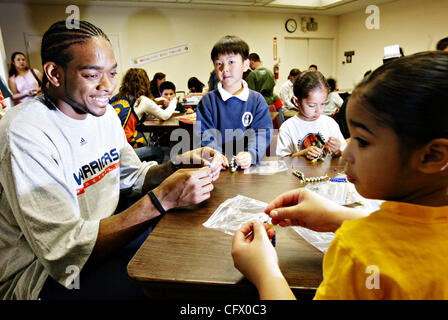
174, 147, 228, 181
153, 167, 214, 211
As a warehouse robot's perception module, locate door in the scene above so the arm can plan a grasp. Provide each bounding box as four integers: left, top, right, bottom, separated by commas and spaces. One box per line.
308, 38, 335, 79
282, 37, 335, 81
281, 38, 308, 85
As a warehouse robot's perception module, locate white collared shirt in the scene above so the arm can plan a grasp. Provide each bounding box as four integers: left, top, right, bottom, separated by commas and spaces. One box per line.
217, 80, 250, 102
278, 79, 295, 109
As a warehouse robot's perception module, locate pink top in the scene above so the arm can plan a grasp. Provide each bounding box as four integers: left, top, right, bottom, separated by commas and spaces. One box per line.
9, 69, 40, 105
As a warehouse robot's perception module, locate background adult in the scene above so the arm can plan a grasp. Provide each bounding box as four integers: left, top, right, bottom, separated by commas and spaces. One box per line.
8, 51, 42, 105
150, 72, 166, 99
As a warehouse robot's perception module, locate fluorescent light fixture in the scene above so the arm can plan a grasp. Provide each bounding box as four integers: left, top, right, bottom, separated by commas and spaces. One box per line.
269, 0, 343, 7
321, 0, 344, 5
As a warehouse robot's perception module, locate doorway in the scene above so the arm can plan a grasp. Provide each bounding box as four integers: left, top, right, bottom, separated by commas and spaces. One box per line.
279, 37, 335, 86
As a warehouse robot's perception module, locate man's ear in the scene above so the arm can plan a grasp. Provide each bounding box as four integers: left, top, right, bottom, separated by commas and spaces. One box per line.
43, 62, 62, 87
243, 59, 250, 72
414, 139, 448, 174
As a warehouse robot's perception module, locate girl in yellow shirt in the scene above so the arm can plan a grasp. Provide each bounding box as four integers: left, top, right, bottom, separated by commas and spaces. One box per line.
231, 51, 448, 300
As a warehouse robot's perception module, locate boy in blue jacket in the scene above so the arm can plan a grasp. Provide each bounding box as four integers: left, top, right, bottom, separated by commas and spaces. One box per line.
195, 35, 273, 169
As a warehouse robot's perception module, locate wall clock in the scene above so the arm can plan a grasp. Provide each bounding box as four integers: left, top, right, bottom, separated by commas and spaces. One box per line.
285, 18, 297, 33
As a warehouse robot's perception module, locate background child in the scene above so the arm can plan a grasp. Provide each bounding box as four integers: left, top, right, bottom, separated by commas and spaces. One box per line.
187, 76, 205, 93
158, 80, 192, 114
232, 51, 448, 300
323, 78, 344, 116
127, 76, 178, 122
183, 77, 206, 104
278, 68, 301, 110
276, 71, 346, 160
195, 35, 273, 169
149, 71, 166, 99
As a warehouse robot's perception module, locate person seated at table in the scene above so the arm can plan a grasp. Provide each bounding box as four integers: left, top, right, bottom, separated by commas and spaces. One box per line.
232, 51, 448, 300
184, 77, 206, 103
276, 70, 346, 160
8, 51, 42, 105
323, 78, 344, 116
308, 64, 318, 71
159, 80, 193, 114
109, 68, 174, 162
278, 68, 300, 110
195, 35, 273, 169
188, 76, 205, 94
0, 19, 227, 300
149, 72, 166, 99
135, 79, 179, 121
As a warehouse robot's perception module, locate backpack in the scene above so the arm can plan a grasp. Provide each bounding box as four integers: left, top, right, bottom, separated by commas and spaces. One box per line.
110, 95, 146, 148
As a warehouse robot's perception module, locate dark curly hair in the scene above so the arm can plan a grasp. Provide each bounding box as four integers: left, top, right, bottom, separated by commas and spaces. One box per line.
118, 68, 152, 100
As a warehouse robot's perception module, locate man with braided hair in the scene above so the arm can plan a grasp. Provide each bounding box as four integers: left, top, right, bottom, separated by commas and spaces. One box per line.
0, 20, 226, 300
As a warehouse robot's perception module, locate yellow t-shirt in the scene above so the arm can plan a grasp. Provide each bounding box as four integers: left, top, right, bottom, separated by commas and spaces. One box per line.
314, 201, 448, 300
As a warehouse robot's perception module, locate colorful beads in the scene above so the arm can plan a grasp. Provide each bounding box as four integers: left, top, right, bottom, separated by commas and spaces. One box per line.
230, 156, 238, 172
329, 177, 348, 182
292, 170, 328, 184
292, 170, 305, 180
311, 155, 325, 163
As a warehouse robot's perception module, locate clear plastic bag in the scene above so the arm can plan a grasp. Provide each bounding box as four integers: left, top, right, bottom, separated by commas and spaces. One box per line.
293, 174, 383, 252
304, 174, 383, 212
203, 195, 270, 236
244, 160, 288, 175
203, 177, 383, 253
291, 227, 335, 253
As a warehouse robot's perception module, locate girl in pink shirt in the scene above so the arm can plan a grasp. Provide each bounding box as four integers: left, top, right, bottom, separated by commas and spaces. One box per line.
8, 51, 42, 105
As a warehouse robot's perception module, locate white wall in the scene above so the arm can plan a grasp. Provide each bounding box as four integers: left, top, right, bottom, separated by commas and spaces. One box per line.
0, 2, 337, 95
0, 24, 12, 111
2, 1, 445, 95
336, 0, 448, 90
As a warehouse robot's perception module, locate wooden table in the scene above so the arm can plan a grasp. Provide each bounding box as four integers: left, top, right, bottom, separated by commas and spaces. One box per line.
141, 113, 194, 129
142, 112, 278, 128
127, 156, 346, 300
140, 113, 196, 147
141, 112, 280, 147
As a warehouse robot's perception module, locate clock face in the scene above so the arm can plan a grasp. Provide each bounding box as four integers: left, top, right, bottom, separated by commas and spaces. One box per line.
285, 19, 297, 33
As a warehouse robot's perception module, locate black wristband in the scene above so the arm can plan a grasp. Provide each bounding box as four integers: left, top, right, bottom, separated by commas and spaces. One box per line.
148, 190, 166, 216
